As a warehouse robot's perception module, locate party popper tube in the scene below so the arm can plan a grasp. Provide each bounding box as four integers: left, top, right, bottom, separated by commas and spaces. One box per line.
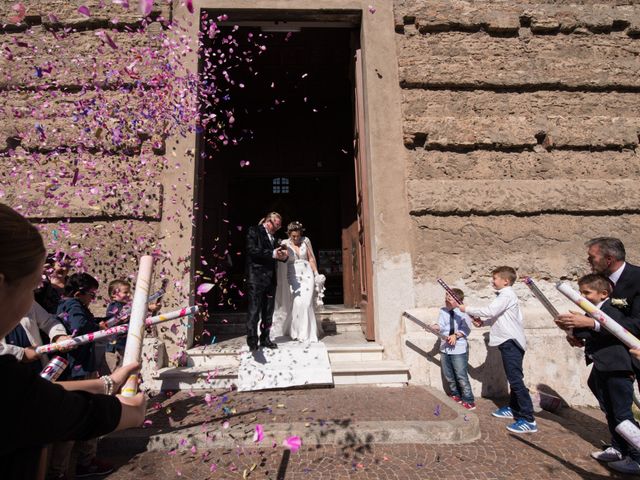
121, 255, 154, 397
35, 325, 128, 355
556, 282, 640, 349
35, 306, 198, 355
616, 420, 640, 450
437, 278, 481, 323
144, 305, 199, 326
523, 277, 560, 319
403, 311, 448, 340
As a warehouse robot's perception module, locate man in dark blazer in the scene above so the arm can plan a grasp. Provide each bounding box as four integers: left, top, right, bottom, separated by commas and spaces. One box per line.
557, 237, 640, 470
559, 238, 640, 335
245, 212, 288, 351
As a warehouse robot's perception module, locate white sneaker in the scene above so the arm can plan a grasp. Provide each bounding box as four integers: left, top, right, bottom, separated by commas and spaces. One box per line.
608, 457, 640, 475
591, 446, 622, 462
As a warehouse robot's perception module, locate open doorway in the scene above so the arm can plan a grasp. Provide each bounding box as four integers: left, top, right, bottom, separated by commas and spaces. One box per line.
196, 19, 372, 337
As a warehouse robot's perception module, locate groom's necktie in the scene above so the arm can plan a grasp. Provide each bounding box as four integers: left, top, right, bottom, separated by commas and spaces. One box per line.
449, 310, 455, 336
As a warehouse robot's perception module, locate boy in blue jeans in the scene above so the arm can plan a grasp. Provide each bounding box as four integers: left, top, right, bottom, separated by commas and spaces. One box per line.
458, 266, 537, 433
432, 287, 475, 410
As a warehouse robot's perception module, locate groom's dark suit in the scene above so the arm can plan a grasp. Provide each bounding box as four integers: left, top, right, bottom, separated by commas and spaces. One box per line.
610, 263, 640, 373
245, 224, 281, 348
611, 263, 640, 322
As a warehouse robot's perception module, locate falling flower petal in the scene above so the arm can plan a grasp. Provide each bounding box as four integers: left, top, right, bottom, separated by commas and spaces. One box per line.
184, 0, 194, 14
9, 2, 26, 23
197, 283, 214, 295
77, 5, 91, 17
282, 436, 302, 452
139, 0, 153, 16
253, 424, 264, 443
368, 5, 377, 14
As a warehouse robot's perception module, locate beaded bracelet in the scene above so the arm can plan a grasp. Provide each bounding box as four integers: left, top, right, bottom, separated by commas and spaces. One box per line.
101, 375, 115, 396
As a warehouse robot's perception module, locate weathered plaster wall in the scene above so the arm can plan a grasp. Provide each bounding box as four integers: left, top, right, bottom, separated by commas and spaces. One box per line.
395, 0, 640, 406
0, 1, 191, 358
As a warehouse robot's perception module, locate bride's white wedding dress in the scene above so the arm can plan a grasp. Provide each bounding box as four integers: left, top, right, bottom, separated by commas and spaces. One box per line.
272, 237, 323, 343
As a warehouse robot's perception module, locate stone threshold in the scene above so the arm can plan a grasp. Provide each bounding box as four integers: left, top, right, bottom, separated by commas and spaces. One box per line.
99, 389, 480, 453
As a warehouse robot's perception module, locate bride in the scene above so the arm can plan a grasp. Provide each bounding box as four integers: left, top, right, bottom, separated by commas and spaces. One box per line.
272, 221, 323, 343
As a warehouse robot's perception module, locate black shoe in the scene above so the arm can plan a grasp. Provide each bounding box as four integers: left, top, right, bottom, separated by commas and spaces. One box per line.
248, 343, 259, 352
260, 340, 278, 349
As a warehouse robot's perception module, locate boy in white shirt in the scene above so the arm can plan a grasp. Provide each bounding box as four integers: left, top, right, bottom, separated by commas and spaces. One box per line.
458, 266, 536, 433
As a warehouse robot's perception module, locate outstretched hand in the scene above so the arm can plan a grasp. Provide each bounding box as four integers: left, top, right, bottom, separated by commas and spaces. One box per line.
556, 311, 595, 330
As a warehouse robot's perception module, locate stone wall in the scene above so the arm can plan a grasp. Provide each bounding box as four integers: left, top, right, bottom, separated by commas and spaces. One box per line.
395, 0, 640, 406
0, 1, 195, 358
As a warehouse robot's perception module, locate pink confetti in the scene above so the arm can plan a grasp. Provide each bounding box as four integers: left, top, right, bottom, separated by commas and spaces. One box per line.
253, 424, 264, 443
197, 283, 214, 295
282, 436, 302, 452
184, 0, 194, 14
222, 421, 230, 429
9, 2, 26, 23
368, 5, 377, 14
77, 5, 91, 17
143, 419, 153, 427
139, 0, 153, 16
210, 463, 217, 472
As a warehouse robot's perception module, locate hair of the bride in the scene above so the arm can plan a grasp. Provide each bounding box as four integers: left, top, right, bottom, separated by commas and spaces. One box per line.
287, 221, 305, 234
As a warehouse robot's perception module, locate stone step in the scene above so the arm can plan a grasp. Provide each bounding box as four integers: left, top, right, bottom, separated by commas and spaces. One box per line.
330, 360, 410, 386
185, 338, 383, 367
150, 359, 407, 391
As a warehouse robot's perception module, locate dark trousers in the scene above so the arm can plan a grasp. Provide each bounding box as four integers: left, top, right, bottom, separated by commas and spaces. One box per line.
246, 282, 276, 347
498, 339, 535, 422
588, 368, 640, 461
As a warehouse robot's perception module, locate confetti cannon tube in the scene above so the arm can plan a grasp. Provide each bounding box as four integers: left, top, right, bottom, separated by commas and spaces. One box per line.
556, 282, 640, 349
436, 278, 463, 304
35, 325, 129, 355
144, 305, 199, 326
40, 356, 68, 382
523, 277, 560, 319
121, 255, 154, 397
35, 306, 198, 355
402, 311, 448, 340
616, 420, 640, 451
437, 278, 481, 323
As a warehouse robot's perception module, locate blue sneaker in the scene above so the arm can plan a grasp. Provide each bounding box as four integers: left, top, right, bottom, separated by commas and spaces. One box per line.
491, 406, 513, 418
506, 419, 538, 433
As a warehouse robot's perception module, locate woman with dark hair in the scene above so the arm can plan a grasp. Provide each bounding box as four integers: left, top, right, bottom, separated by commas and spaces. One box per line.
0, 204, 146, 479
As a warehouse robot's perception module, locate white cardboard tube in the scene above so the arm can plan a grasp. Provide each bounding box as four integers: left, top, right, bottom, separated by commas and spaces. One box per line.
556, 282, 640, 349
616, 420, 640, 450
35, 306, 198, 355
121, 255, 154, 397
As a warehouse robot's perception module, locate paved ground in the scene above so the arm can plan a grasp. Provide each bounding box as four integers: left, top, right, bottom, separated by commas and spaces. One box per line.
100, 386, 627, 480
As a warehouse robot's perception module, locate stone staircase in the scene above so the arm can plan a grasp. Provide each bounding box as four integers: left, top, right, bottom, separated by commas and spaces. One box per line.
151, 306, 409, 390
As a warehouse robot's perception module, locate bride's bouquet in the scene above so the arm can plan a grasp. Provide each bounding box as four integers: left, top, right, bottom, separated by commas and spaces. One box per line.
314, 273, 326, 308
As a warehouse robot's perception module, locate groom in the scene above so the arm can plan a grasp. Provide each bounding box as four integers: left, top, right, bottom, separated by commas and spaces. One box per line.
245, 212, 288, 351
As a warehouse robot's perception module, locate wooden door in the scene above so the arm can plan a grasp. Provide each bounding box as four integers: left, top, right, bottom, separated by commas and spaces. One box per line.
352, 49, 375, 341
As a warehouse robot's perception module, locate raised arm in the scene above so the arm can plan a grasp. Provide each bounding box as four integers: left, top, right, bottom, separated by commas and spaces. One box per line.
466, 293, 513, 324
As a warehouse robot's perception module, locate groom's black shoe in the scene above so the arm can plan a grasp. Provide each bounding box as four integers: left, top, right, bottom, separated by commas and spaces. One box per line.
248, 342, 259, 352
260, 340, 278, 349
